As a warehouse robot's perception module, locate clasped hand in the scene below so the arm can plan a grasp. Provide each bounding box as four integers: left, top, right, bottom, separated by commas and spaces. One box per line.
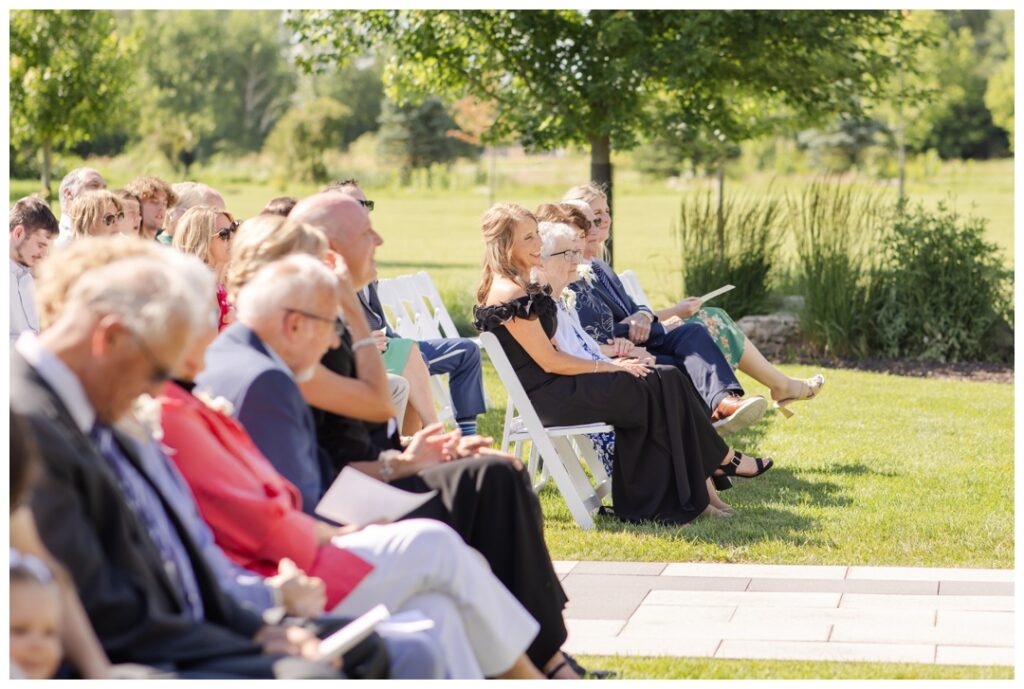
620, 313, 652, 343
403, 423, 520, 469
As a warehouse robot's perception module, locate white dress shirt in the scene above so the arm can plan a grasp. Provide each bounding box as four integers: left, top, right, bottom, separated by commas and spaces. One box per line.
15, 331, 97, 433
10, 260, 40, 342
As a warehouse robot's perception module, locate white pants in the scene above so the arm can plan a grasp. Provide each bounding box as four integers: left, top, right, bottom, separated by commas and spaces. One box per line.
330, 519, 539, 678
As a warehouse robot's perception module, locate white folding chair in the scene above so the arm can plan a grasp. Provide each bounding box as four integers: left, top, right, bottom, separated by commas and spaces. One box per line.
617, 269, 651, 308
375, 276, 457, 425
480, 331, 612, 529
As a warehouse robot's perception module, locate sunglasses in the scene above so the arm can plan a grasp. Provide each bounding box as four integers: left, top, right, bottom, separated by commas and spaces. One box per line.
358, 199, 375, 212
103, 212, 126, 226
592, 217, 603, 227
215, 221, 240, 241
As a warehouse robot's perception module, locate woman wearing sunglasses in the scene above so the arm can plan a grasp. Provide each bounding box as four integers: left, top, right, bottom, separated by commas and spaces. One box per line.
68, 189, 125, 241
173, 205, 240, 330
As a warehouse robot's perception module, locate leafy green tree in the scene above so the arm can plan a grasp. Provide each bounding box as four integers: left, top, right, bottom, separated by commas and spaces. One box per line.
10, 10, 135, 199
896, 11, 1009, 159
984, 17, 1013, 151
289, 9, 914, 264
263, 97, 351, 183
127, 10, 295, 168
312, 59, 386, 149
377, 98, 480, 186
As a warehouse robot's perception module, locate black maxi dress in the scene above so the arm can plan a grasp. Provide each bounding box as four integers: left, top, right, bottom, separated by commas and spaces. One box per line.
311, 327, 569, 670
474, 289, 730, 525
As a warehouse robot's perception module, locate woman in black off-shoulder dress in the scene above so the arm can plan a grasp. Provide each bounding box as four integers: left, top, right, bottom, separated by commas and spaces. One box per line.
474, 204, 773, 525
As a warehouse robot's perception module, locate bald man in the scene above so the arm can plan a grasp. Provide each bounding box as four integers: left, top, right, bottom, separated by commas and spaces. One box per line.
295, 188, 486, 437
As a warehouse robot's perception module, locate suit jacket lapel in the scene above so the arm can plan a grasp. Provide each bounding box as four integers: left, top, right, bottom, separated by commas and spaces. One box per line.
14, 354, 189, 610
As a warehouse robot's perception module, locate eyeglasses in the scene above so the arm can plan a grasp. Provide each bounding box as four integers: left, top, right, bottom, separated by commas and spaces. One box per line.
358, 199, 375, 212
127, 329, 172, 384
285, 308, 344, 338
103, 212, 126, 226
215, 221, 240, 241
546, 248, 583, 263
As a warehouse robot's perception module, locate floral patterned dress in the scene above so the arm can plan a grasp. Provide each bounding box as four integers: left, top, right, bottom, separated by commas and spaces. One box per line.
685, 307, 747, 369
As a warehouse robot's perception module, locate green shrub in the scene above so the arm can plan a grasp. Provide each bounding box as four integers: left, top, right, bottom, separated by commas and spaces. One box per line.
437, 283, 479, 338
790, 179, 892, 358
869, 202, 1013, 362
675, 190, 783, 319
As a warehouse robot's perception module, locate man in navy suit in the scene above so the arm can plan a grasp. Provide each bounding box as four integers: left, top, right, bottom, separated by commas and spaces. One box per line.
196, 256, 344, 513
321, 179, 486, 437
570, 256, 766, 435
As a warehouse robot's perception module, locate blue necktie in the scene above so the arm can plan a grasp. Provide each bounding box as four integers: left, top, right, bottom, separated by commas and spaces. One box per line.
91, 423, 206, 621
591, 262, 631, 315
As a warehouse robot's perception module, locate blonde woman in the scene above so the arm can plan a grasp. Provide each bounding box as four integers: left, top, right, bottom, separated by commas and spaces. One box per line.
68, 189, 123, 240
173, 205, 239, 330
474, 203, 774, 525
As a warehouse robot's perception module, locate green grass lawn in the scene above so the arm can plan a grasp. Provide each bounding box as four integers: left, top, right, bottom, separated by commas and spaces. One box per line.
478, 362, 1014, 569
576, 655, 1014, 679
10, 156, 1014, 298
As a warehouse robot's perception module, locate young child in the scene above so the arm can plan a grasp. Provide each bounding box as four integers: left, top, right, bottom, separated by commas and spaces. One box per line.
9, 549, 63, 679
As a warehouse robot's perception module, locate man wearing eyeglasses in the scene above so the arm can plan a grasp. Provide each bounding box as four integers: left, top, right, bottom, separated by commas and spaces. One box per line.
322, 179, 486, 438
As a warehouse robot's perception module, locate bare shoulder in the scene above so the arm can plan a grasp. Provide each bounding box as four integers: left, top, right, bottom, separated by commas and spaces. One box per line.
485, 278, 527, 306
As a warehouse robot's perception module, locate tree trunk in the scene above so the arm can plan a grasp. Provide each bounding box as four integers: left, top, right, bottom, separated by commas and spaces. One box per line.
715, 157, 726, 262
896, 124, 906, 203
41, 139, 52, 204
488, 146, 497, 207
589, 133, 613, 266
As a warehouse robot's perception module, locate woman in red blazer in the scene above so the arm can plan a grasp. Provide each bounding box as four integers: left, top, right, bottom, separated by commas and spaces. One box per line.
158, 379, 373, 608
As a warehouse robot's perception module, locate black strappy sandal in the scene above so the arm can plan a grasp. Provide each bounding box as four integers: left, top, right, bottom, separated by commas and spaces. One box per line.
546, 659, 571, 679
561, 652, 617, 679
715, 450, 773, 479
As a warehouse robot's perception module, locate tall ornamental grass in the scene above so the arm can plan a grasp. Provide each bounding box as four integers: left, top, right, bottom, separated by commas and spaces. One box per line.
789, 179, 892, 359
676, 191, 784, 319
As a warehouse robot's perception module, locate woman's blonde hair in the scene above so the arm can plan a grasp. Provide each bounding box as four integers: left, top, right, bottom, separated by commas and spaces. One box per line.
476, 202, 537, 305
561, 182, 607, 205
225, 213, 328, 302
69, 189, 123, 238
562, 183, 609, 260
173, 205, 234, 267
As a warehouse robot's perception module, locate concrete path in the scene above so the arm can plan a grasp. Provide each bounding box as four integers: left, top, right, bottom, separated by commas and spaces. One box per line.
554, 561, 1015, 667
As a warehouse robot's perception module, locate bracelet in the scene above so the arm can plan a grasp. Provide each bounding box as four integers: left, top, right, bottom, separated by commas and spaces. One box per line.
637, 311, 654, 322
378, 449, 401, 481
593, 360, 600, 373
351, 336, 376, 352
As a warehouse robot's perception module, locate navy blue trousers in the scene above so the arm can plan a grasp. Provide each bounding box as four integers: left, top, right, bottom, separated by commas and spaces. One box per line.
613, 321, 743, 416
417, 338, 486, 421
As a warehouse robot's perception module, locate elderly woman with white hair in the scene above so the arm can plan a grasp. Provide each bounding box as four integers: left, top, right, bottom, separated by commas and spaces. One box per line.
516, 218, 757, 518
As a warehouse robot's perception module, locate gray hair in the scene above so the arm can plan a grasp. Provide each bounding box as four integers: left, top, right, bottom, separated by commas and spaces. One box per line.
537, 221, 579, 258
162, 249, 219, 333
235, 254, 339, 323
64, 253, 204, 345
166, 182, 224, 236
59, 167, 105, 214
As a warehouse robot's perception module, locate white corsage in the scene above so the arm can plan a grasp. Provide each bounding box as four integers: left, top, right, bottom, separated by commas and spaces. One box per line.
195, 389, 236, 417
560, 286, 578, 311
577, 263, 596, 285
130, 394, 164, 442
